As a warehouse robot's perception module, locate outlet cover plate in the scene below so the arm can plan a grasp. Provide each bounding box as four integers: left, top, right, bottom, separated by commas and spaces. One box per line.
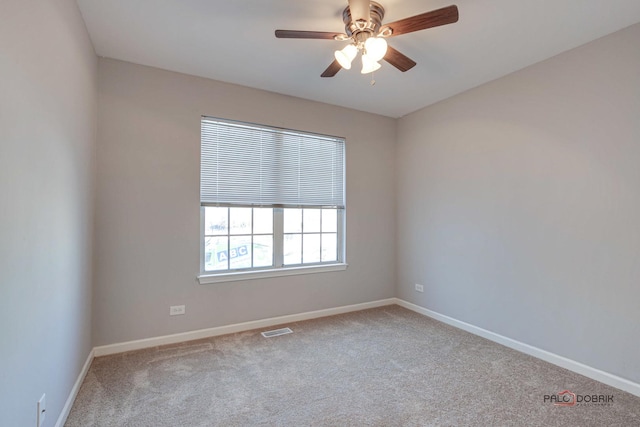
170, 305, 186, 316
415, 284, 424, 292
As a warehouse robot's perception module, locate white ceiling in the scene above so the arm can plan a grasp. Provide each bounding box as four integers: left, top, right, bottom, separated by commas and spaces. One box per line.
76, 0, 640, 118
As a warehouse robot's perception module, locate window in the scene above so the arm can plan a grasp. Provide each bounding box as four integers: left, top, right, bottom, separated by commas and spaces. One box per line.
199, 117, 346, 283
203, 207, 274, 271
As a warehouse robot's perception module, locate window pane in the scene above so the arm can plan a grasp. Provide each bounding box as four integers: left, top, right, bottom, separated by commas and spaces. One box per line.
205, 236, 228, 271
303, 209, 321, 233
321, 209, 337, 233
284, 234, 302, 265
303, 233, 321, 263
253, 208, 273, 234
204, 207, 228, 236
284, 208, 302, 233
321, 233, 337, 262
230, 207, 252, 235
229, 236, 252, 269
253, 235, 273, 268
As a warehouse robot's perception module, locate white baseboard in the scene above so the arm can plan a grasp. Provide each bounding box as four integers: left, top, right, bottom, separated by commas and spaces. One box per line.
394, 298, 640, 398
55, 348, 94, 427
94, 298, 397, 357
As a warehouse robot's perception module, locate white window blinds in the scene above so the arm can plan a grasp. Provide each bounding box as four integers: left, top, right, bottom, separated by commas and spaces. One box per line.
201, 117, 345, 208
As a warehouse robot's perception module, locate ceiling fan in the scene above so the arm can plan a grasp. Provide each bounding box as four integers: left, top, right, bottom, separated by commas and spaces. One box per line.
275, 0, 459, 77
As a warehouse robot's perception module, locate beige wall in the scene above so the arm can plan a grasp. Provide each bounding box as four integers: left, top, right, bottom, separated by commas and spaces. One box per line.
0, 1, 97, 425
93, 58, 397, 345
397, 23, 640, 383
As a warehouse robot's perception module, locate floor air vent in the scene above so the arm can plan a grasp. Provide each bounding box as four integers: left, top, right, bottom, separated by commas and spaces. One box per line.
261, 327, 293, 338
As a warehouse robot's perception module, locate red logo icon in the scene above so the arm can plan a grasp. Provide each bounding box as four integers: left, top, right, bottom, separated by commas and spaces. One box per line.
555, 390, 577, 407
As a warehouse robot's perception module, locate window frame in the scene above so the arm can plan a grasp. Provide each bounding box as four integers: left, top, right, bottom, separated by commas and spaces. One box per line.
198, 117, 347, 284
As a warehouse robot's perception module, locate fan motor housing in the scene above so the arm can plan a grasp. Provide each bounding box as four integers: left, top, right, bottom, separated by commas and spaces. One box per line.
342, 1, 385, 39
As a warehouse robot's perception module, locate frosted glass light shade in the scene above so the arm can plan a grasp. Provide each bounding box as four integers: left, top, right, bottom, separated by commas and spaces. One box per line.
334, 44, 358, 70
361, 53, 381, 74
364, 37, 388, 62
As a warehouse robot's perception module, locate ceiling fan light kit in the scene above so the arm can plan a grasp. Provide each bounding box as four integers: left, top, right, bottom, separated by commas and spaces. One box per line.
364, 36, 388, 62
335, 44, 358, 69
275, 0, 459, 78
361, 53, 381, 74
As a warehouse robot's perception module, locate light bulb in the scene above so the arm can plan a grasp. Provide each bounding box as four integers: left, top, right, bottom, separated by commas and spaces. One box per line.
361, 53, 381, 74
364, 37, 388, 62
334, 44, 357, 70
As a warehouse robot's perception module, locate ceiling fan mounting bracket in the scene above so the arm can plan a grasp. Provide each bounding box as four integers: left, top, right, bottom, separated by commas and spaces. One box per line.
342, 1, 385, 39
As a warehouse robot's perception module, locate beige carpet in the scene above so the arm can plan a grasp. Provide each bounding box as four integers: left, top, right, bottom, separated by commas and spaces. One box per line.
66, 306, 640, 426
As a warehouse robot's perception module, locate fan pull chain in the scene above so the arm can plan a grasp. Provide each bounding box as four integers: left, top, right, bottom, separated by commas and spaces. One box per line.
370, 70, 376, 86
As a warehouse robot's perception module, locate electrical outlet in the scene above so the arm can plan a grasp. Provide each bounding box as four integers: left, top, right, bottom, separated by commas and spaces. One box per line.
37, 394, 46, 427
169, 305, 186, 316
415, 284, 424, 293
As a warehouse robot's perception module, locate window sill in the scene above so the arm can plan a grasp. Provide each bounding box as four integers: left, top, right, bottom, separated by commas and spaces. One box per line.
198, 263, 348, 284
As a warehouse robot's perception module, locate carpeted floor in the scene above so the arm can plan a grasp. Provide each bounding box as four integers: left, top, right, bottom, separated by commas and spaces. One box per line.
65, 306, 640, 426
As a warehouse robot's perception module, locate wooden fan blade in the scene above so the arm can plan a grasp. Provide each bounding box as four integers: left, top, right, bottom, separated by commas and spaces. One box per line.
349, 0, 371, 23
385, 5, 459, 37
321, 60, 342, 78
383, 46, 417, 72
275, 30, 344, 40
